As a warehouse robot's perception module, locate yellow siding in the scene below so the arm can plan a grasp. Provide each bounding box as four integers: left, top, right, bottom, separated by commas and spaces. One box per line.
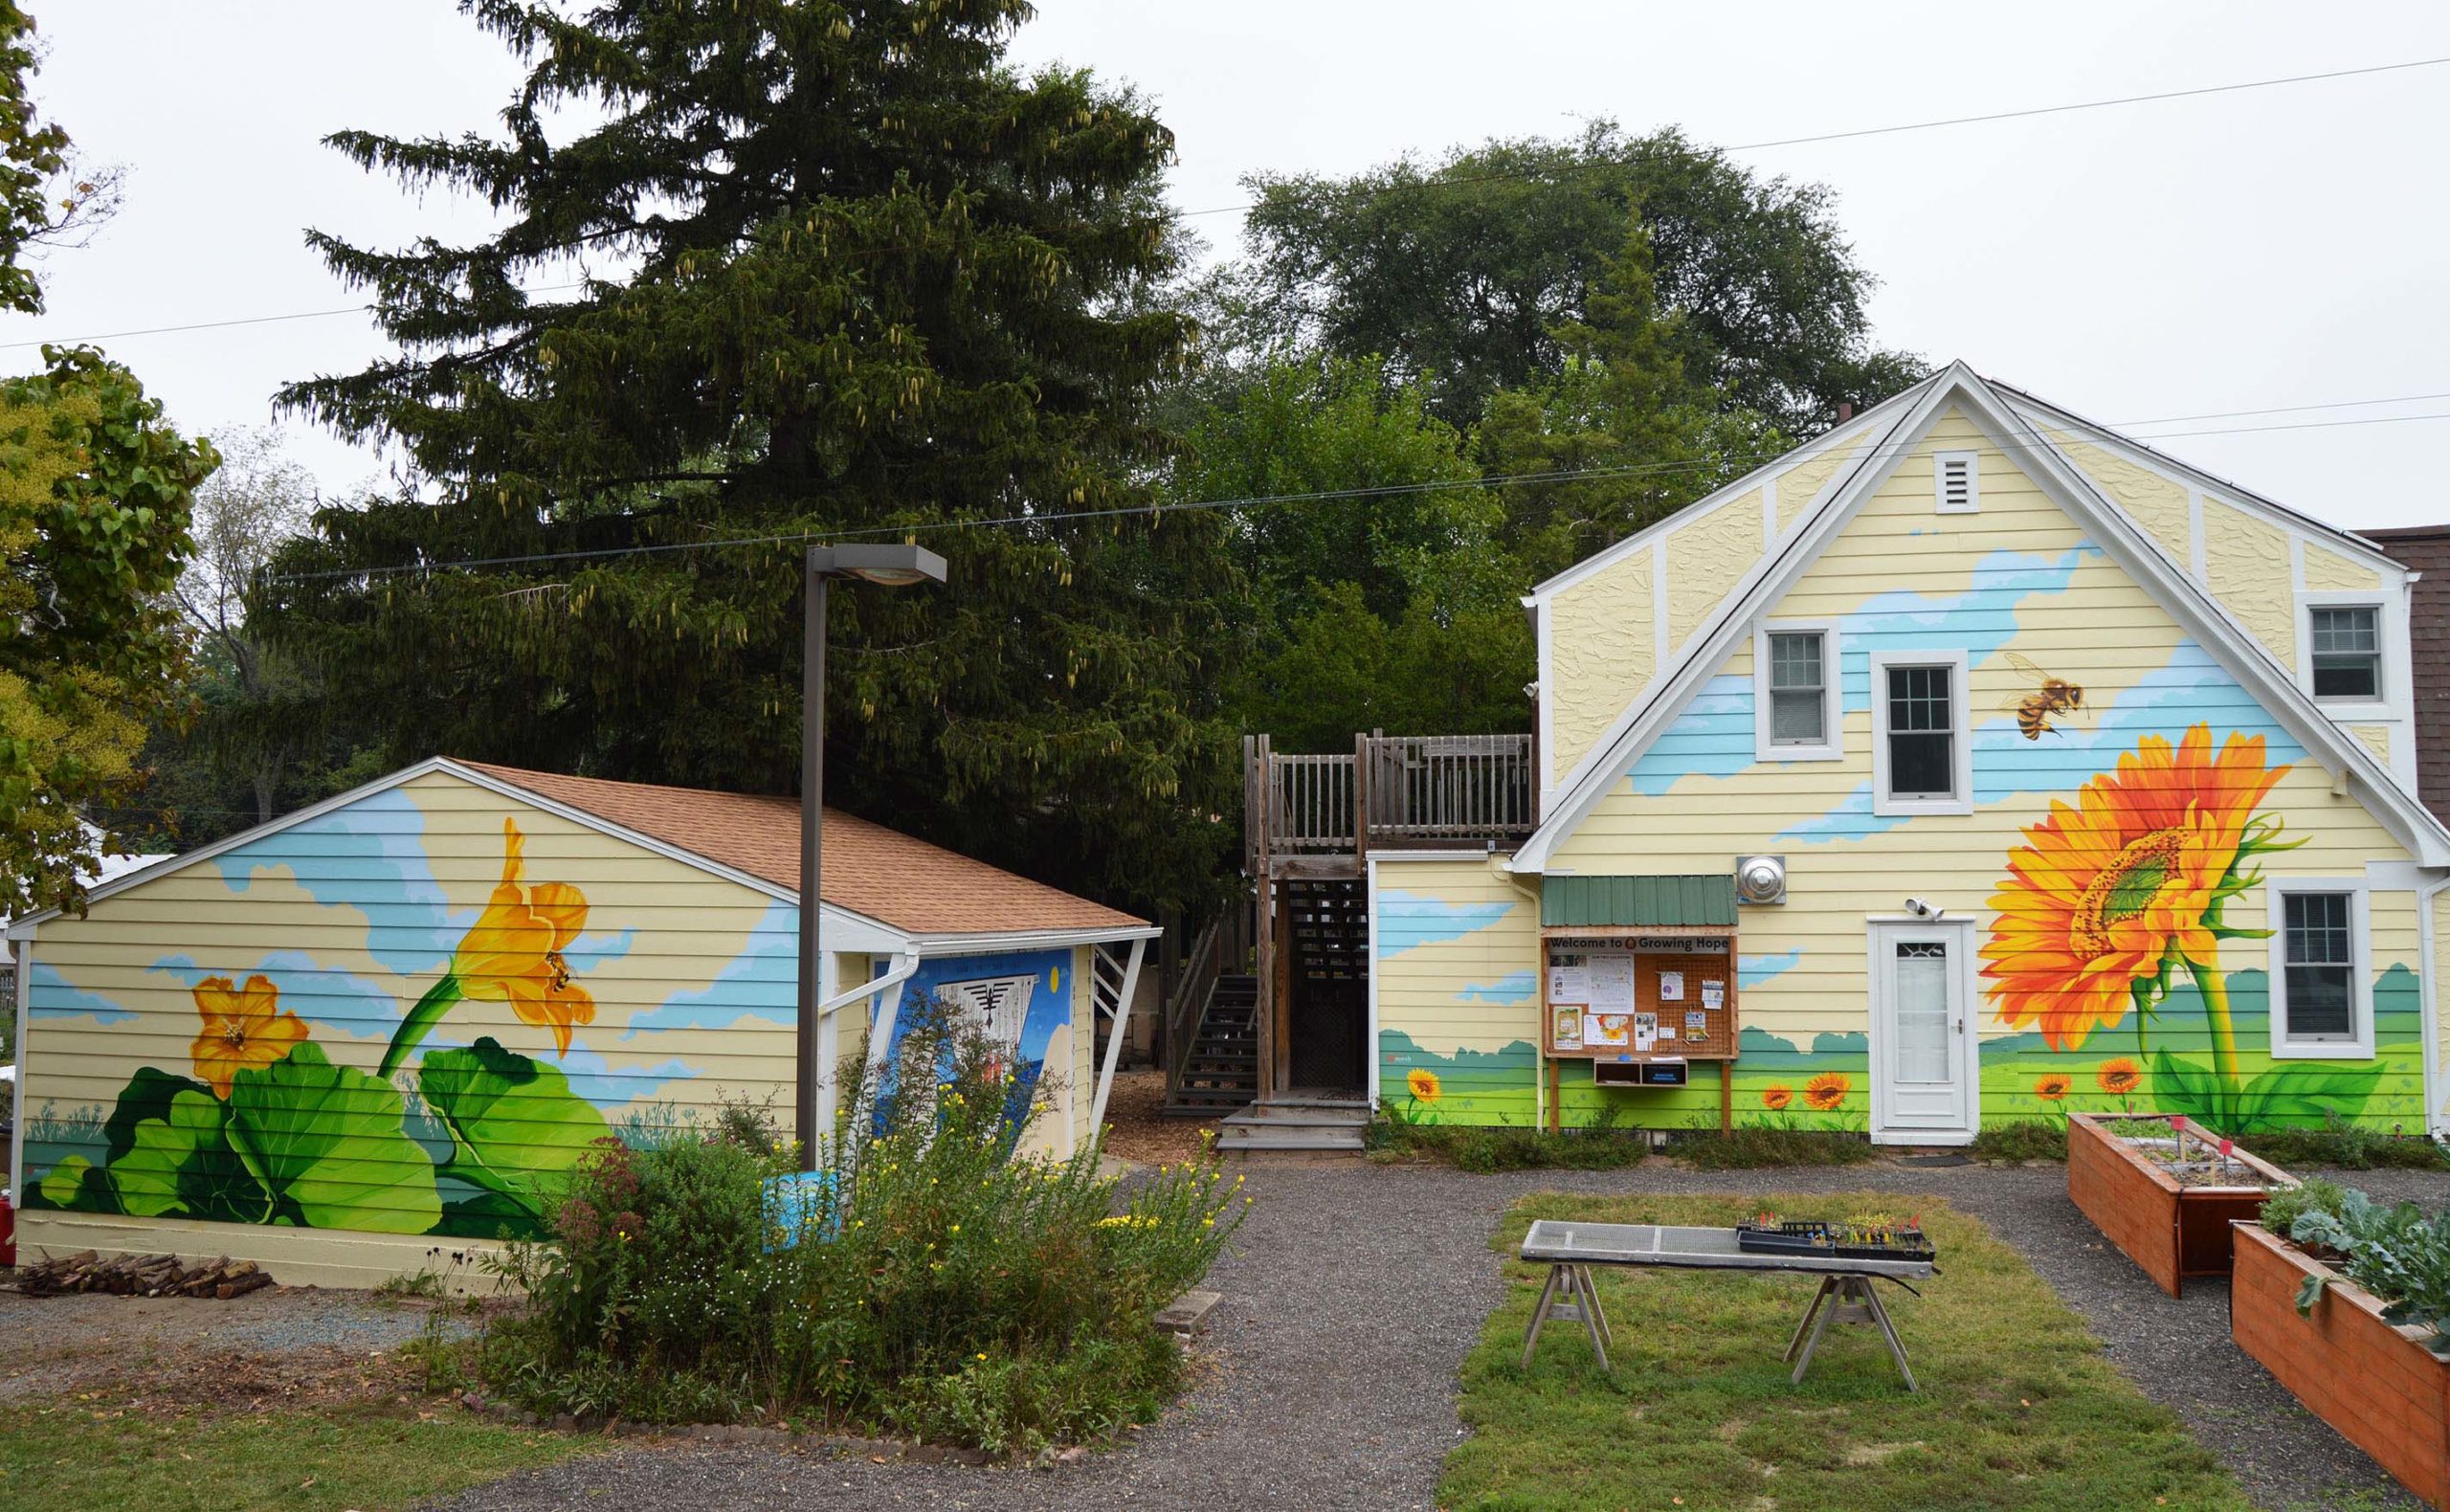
1666, 490, 1764, 650
1373, 859, 1542, 1124
2352, 723, 2394, 766
1394, 410, 2431, 1133
1774, 426, 1875, 536
2050, 431, 2192, 567
2203, 497, 2297, 669
2305, 542, 2383, 591
1548, 545, 1653, 779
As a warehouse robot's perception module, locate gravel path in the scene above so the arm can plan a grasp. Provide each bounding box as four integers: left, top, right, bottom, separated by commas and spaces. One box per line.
417, 1156, 2449, 1512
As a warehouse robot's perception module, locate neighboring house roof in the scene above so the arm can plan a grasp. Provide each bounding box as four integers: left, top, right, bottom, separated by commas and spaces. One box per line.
1512, 361, 2450, 872
455, 761, 1147, 937
2356, 524, 2450, 823
6, 757, 1151, 945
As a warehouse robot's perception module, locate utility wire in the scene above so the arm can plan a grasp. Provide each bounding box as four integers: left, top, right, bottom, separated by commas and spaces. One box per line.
269, 404, 2450, 586
12, 54, 2446, 352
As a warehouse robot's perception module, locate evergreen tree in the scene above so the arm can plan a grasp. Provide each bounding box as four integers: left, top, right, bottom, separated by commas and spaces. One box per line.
268, 1, 1237, 913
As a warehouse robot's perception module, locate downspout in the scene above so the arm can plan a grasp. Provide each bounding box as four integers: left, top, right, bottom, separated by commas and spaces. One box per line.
2423, 876, 2449, 1142
8, 927, 29, 1204
831, 949, 921, 1163
1085, 937, 1148, 1152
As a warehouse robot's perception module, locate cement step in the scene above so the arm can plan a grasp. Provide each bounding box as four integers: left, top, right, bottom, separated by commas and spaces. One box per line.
1216, 1124, 1367, 1152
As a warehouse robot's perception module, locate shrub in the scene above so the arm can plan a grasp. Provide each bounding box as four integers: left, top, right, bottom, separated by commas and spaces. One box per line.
1368, 1119, 1647, 1172
2244, 1113, 2450, 1171
1971, 1120, 2068, 1164
1667, 1123, 1874, 1170
484, 1001, 1246, 1455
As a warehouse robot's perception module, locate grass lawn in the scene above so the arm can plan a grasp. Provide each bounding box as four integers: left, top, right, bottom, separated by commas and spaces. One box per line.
0, 1402, 590, 1512
1446, 1192, 2250, 1512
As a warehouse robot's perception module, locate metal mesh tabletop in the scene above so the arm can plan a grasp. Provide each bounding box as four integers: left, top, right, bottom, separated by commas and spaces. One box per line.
1520, 1219, 1935, 1280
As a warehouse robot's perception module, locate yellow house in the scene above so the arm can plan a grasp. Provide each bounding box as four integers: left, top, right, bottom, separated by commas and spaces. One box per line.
7, 760, 1154, 1284
1361, 363, 2450, 1144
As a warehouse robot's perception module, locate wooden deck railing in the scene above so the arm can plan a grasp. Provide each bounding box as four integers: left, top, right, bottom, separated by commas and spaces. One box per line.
1244, 731, 1537, 872
1162, 915, 1223, 1092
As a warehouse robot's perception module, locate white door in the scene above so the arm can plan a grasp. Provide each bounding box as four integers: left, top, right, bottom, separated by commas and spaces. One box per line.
1868, 922, 1976, 1143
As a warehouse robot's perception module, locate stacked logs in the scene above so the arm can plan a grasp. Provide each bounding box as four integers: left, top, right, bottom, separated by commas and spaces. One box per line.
5, 1250, 274, 1299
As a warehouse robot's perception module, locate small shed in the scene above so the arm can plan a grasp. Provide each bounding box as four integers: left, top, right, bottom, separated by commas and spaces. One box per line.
6, 758, 1153, 1285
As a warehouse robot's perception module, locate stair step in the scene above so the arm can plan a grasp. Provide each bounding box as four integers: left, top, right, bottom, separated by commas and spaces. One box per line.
1217, 1126, 1366, 1152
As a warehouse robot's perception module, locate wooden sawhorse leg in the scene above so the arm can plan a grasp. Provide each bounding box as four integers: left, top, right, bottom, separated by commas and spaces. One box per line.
1784, 1274, 1916, 1391
1521, 1263, 1613, 1371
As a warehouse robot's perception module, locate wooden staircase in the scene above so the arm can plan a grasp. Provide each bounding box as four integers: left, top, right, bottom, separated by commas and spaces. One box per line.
1161, 973, 1258, 1116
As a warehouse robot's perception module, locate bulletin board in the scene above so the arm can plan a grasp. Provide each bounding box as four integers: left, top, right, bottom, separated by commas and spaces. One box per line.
1540, 930, 1737, 1062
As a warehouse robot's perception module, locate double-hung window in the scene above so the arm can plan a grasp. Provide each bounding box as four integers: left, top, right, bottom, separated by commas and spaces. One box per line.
2267, 880, 2373, 1058
2307, 606, 2381, 701
1753, 622, 1840, 761
1870, 651, 1971, 815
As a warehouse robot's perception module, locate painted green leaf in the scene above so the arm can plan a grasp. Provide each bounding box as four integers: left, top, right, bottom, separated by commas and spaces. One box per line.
2149, 1049, 2225, 1125
34, 1154, 115, 1213
226, 1043, 441, 1234
419, 1037, 612, 1228
2239, 1061, 2385, 1131
101, 1066, 214, 1164
110, 1091, 213, 1217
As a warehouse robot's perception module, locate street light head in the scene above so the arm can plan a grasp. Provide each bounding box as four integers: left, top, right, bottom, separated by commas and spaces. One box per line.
810, 544, 947, 587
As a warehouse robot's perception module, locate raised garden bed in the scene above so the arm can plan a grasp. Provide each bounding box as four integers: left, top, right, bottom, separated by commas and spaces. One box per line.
2232, 1221, 2450, 1509
2066, 1110, 2293, 1297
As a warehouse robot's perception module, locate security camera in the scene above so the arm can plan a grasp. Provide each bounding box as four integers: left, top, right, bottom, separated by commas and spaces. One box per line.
1904, 897, 1944, 920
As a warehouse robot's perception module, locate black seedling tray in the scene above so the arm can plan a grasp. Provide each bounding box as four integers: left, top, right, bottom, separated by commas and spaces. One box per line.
1735, 1219, 1936, 1263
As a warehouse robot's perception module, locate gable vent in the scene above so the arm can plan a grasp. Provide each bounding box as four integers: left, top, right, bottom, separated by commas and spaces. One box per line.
1934, 450, 1979, 514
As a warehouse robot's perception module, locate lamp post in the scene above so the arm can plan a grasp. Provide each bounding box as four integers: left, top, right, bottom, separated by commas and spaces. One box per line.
799, 544, 947, 1170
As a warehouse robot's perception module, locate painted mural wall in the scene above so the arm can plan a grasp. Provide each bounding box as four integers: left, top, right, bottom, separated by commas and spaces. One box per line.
20, 770, 882, 1244
1381, 410, 2431, 1134
867, 945, 1093, 1158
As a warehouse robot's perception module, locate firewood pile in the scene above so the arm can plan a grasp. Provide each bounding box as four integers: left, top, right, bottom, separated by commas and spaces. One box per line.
5, 1250, 275, 1299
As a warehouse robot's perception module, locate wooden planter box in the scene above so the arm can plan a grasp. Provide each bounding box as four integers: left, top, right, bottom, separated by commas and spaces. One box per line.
2233, 1222, 2450, 1509
2066, 1111, 2291, 1297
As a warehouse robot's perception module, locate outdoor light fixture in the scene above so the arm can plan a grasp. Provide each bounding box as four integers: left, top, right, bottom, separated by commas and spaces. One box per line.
797, 542, 948, 1169
1734, 855, 1787, 906
1904, 897, 1945, 920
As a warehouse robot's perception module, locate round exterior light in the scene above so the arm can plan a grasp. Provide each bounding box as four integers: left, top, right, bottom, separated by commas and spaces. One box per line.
1735, 855, 1787, 906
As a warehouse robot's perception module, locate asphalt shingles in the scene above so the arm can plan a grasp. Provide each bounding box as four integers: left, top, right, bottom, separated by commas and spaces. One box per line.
415, 1157, 2449, 1512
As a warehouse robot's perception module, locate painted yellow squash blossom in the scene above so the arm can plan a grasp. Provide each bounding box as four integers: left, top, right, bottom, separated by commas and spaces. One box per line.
380, 816, 595, 1077
190, 974, 308, 1097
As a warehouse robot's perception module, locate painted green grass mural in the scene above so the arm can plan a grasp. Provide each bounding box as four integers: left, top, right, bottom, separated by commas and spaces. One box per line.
27, 818, 611, 1240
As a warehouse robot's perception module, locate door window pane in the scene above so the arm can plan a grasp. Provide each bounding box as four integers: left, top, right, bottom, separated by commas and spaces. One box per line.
1768, 631, 1825, 745
2282, 892, 2355, 1041
2308, 607, 2380, 700
1885, 665, 1955, 798
1893, 941, 1950, 1083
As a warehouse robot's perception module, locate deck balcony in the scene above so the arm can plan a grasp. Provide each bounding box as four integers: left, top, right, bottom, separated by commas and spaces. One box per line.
1242, 732, 1540, 880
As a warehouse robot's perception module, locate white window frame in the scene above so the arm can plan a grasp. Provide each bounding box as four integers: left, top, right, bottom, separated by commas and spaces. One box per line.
2294, 590, 2394, 721
1869, 649, 1972, 817
1752, 618, 1842, 762
2265, 878, 2374, 1060
1933, 450, 1980, 515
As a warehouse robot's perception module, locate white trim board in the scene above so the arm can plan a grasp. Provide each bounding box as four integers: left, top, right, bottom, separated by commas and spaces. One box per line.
1508, 363, 2450, 874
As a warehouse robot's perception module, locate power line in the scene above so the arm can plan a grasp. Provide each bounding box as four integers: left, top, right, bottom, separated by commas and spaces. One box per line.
13, 54, 2446, 351
1185, 54, 2450, 215
270, 403, 2450, 586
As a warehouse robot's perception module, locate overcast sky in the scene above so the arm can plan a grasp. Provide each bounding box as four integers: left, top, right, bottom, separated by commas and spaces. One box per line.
10, 2, 2448, 529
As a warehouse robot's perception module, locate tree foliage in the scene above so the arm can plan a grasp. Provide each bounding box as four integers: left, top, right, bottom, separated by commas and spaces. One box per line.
0, 6, 208, 915
1220, 122, 1922, 431
267, 0, 1240, 913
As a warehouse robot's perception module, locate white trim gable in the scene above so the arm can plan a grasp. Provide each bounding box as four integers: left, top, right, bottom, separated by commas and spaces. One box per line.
1509, 364, 2450, 873
4, 758, 909, 955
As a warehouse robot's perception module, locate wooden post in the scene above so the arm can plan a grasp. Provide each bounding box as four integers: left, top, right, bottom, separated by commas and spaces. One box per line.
1251, 734, 1276, 1104
1352, 731, 1371, 874
1719, 1060, 1733, 1135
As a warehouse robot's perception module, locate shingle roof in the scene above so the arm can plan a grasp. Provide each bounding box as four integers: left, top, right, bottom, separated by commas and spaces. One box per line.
452, 760, 1147, 937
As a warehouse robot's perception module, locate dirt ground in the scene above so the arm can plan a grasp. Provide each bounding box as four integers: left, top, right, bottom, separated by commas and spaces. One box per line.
0, 1285, 481, 1417
1096, 1067, 1220, 1167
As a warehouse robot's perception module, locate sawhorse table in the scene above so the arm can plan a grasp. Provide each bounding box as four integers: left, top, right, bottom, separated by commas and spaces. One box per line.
1519, 1218, 1935, 1390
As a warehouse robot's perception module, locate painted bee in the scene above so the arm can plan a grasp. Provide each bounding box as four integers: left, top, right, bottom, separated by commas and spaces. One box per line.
2000, 651, 2084, 740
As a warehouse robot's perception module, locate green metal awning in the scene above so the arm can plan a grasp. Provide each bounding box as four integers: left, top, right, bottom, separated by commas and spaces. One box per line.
1541, 874, 1736, 929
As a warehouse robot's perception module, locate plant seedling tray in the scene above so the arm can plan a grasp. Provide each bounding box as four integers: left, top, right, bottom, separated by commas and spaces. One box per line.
1735, 1220, 1936, 1264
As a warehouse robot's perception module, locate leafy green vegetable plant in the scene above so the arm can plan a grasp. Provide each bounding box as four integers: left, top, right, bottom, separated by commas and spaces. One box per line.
2288, 1188, 2450, 1351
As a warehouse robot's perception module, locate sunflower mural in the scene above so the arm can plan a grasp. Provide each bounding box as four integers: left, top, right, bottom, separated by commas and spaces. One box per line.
28, 818, 612, 1239
1978, 723, 2401, 1131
